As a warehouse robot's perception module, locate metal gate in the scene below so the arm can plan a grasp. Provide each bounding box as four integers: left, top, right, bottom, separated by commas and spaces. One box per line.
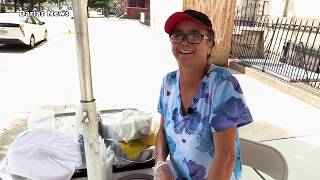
231, 0, 320, 90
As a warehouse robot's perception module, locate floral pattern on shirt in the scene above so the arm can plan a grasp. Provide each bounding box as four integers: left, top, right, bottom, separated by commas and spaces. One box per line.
185, 159, 206, 180
158, 65, 253, 180
172, 107, 202, 135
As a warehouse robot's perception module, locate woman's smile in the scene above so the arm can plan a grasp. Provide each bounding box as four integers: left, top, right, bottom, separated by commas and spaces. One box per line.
179, 49, 193, 54
176, 46, 195, 61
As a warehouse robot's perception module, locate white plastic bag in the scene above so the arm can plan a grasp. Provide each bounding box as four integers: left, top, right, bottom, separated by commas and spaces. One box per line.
100, 136, 115, 180
27, 110, 55, 129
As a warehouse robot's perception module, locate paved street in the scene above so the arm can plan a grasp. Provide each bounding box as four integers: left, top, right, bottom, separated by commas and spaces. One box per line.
0, 17, 177, 129
0, 16, 77, 129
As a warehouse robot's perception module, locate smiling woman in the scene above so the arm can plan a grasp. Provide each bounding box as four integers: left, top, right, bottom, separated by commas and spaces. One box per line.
0, 13, 48, 49
154, 9, 253, 180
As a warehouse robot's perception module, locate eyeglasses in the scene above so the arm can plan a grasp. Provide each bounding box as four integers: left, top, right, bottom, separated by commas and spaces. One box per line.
170, 33, 210, 44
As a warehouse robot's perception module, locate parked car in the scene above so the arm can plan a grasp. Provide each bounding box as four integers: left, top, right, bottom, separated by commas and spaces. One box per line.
0, 13, 48, 48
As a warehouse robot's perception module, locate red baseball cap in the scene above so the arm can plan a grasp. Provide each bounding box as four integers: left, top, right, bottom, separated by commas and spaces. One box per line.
164, 9, 213, 35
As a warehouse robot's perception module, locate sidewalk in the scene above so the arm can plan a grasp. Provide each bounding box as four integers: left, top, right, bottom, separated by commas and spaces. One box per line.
229, 68, 320, 179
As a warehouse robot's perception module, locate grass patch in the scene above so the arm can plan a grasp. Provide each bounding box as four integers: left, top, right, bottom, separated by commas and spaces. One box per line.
60, 31, 75, 36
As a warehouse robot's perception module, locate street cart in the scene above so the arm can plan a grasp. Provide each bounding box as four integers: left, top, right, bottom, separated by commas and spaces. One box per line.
66, 0, 155, 179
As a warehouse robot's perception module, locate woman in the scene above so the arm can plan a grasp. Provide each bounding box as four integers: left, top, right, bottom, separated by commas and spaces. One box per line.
155, 10, 253, 180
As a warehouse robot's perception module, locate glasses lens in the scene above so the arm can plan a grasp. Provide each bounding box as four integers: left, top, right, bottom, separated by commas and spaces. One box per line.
187, 34, 202, 44
170, 34, 184, 43
170, 34, 204, 44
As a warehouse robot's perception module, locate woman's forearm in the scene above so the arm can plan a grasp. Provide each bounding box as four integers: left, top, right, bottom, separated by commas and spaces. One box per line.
154, 116, 175, 180
155, 129, 169, 161
208, 128, 237, 180
155, 116, 169, 161
208, 152, 235, 180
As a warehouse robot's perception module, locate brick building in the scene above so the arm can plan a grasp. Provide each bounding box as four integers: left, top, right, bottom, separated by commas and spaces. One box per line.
117, 0, 150, 19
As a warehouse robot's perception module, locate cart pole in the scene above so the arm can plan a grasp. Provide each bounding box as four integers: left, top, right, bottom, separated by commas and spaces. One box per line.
71, 0, 102, 180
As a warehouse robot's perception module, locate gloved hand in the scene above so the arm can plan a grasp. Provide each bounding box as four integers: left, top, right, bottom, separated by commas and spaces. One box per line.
153, 161, 175, 180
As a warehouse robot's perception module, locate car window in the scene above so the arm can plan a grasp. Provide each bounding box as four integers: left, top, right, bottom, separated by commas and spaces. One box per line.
27, 17, 36, 24
26, 17, 32, 24
23, 17, 28, 23
33, 16, 41, 24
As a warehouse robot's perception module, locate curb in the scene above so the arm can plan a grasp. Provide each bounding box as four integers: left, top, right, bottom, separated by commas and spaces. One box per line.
229, 61, 320, 109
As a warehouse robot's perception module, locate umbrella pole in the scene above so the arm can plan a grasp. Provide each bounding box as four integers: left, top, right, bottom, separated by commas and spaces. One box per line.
71, 0, 102, 180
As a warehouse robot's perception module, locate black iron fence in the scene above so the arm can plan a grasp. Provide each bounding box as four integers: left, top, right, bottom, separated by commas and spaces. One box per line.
231, 1, 320, 90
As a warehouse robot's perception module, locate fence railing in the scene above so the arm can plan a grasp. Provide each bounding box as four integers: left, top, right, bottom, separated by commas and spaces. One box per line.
231, 5, 320, 90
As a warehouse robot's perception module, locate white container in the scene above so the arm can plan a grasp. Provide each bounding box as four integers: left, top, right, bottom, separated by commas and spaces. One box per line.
27, 110, 55, 129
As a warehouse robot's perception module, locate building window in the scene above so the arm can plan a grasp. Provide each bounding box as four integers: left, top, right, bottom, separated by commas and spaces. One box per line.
128, 0, 145, 8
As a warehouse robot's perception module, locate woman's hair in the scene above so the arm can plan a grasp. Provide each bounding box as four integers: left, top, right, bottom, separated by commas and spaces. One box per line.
206, 29, 215, 61
207, 29, 215, 47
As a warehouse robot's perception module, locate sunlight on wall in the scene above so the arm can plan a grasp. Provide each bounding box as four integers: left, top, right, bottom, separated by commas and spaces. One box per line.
294, 0, 320, 18
269, 0, 320, 18
269, 0, 285, 16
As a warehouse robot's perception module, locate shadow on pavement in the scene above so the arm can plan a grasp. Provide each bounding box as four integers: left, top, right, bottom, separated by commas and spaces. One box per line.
0, 44, 29, 53
0, 40, 48, 53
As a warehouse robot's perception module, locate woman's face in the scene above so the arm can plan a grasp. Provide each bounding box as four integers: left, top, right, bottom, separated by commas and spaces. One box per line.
171, 20, 213, 68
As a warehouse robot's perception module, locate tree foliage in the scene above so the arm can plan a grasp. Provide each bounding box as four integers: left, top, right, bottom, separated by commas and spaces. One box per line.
49, 0, 66, 4
88, 0, 117, 8
28, 0, 47, 10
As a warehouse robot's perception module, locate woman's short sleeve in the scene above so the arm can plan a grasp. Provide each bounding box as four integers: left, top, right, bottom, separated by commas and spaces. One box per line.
209, 75, 253, 132
157, 85, 165, 115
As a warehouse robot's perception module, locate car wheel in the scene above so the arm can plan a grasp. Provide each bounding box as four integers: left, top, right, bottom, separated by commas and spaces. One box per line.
44, 30, 48, 41
29, 35, 35, 49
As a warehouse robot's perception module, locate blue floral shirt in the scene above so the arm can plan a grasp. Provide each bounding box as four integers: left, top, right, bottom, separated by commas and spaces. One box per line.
157, 65, 253, 180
